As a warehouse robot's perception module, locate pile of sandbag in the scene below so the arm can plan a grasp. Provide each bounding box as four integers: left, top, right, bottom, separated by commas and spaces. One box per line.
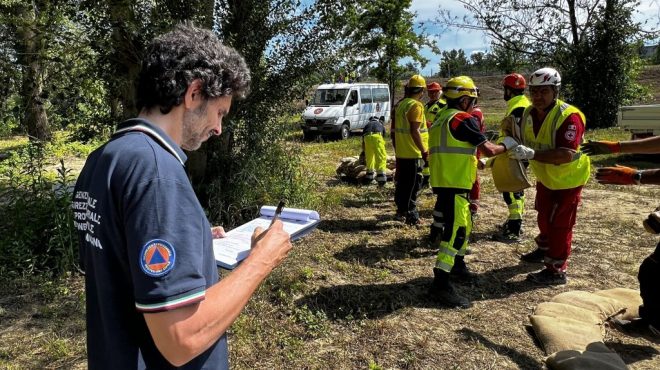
529, 288, 643, 369
335, 155, 396, 181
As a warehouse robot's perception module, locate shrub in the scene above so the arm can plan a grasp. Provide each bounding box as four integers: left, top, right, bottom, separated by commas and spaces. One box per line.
0, 142, 77, 276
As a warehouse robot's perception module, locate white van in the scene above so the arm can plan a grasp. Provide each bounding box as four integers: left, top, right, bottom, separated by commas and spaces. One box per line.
617, 104, 660, 139
300, 83, 391, 140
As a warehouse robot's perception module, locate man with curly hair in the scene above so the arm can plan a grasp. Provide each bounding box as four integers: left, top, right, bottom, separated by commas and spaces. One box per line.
73, 24, 292, 369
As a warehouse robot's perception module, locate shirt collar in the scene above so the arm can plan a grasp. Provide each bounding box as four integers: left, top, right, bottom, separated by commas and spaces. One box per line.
114, 118, 188, 165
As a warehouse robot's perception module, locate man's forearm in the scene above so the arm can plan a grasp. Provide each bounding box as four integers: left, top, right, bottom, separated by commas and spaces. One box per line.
640, 169, 660, 185
410, 124, 425, 153
478, 141, 506, 157
144, 257, 270, 366
145, 223, 291, 366
532, 148, 576, 165
620, 136, 660, 154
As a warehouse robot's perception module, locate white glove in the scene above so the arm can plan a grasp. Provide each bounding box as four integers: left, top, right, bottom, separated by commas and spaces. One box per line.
501, 136, 519, 150
477, 158, 487, 170
508, 145, 535, 160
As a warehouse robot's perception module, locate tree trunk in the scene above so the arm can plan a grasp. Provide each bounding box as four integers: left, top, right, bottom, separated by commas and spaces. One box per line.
108, 0, 141, 118
17, 2, 50, 141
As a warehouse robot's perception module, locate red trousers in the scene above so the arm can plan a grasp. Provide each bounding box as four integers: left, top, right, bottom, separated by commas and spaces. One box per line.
534, 183, 583, 272
469, 172, 480, 213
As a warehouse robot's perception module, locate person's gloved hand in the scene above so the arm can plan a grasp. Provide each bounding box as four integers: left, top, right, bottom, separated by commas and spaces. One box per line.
477, 158, 487, 170
508, 145, 535, 160
501, 136, 519, 150
595, 165, 638, 185
643, 206, 660, 234
581, 140, 621, 156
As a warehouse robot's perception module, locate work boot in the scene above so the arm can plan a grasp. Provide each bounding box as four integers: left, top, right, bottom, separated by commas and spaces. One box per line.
429, 268, 472, 308
450, 256, 477, 282
492, 220, 522, 242
526, 268, 567, 285
520, 248, 545, 263
507, 219, 523, 235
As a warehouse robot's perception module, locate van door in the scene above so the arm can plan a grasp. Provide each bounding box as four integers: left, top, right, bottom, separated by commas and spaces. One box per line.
359, 87, 374, 128
344, 89, 360, 130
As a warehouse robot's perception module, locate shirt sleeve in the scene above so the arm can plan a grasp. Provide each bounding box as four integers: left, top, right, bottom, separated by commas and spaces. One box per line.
450, 112, 488, 146
471, 107, 485, 132
406, 103, 424, 127
124, 176, 209, 313
555, 113, 585, 150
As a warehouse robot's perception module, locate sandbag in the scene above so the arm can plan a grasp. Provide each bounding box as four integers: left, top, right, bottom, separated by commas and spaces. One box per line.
529, 315, 604, 355
546, 342, 628, 370
534, 302, 602, 325
336, 155, 395, 181
489, 154, 532, 192
594, 288, 642, 321
551, 291, 627, 320
489, 115, 531, 192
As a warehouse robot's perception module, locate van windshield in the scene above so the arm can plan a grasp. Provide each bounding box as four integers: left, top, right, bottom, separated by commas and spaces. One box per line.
313, 89, 348, 105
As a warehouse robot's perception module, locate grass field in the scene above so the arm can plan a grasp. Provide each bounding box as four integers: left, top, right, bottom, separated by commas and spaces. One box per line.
1, 67, 660, 369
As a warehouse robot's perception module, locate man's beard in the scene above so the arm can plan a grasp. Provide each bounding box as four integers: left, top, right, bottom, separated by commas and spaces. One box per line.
181, 103, 208, 151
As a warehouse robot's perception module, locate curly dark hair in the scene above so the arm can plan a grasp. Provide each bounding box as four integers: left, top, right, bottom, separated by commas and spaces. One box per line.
137, 23, 251, 114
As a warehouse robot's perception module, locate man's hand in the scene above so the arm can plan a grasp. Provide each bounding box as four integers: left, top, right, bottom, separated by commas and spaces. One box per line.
595, 165, 638, 185
508, 145, 535, 160
211, 226, 226, 239
421, 151, 429, 167
249, 220, 292, 271
501, 136, 519, 150
581, 140, 621, 156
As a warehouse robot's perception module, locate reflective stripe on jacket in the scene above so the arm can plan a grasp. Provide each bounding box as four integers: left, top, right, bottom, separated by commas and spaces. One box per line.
429, 108, 477, 189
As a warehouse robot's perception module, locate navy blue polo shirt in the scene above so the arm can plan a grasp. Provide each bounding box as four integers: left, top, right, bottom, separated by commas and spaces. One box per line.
73, 118, 228, 370
362, 118, 385, 136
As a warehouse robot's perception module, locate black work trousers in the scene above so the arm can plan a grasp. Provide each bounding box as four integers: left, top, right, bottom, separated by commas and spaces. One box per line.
639, 242, 660, 329
394, 158, 423, 225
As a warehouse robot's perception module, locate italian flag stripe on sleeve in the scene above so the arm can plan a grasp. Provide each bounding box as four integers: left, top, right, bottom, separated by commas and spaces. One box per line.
135, 290, 206, 312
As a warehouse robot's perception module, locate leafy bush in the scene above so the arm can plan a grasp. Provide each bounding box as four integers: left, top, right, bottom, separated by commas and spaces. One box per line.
562, 1, 646, 129
204, 115, 321, 227
0, 142, 77, 277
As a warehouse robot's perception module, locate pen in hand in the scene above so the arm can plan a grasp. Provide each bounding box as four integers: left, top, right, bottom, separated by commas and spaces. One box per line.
270, 200, 286, 227
254, 200, 286, 245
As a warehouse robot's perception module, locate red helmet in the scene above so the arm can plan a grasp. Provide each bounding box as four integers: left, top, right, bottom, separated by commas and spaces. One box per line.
426, 82, 442, 92
502, 73, 526, 90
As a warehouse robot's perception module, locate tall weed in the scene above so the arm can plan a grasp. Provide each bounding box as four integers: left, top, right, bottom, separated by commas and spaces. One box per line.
0, 142, 77, 276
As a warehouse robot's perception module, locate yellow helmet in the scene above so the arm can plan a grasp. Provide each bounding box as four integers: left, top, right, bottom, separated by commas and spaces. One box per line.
443, 76, 478, 99
407, 74, 426, 88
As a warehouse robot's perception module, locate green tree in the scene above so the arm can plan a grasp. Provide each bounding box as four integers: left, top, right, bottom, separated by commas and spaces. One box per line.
437, 0, 656, 128
0, 0, 115, 141
345, 0, 433, 106
1, 0, 52, 140
489, 43, 529, 74
439, 49, 468, 77
564, 0, 647, 127
199, 0, 349, 225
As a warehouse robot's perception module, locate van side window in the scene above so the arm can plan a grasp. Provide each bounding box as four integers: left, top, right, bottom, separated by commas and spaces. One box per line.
374, 88, 389, 102
360, 88, 372, 104
348, 90, 358, 106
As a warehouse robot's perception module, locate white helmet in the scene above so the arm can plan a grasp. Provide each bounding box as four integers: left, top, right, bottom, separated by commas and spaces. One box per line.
528, 67, 561, 87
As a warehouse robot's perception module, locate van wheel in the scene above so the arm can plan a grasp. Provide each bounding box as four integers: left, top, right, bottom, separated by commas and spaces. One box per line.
338, 124, 350, 140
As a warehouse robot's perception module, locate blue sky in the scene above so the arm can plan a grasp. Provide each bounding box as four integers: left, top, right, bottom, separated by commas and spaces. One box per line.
410, 0, 660, 76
